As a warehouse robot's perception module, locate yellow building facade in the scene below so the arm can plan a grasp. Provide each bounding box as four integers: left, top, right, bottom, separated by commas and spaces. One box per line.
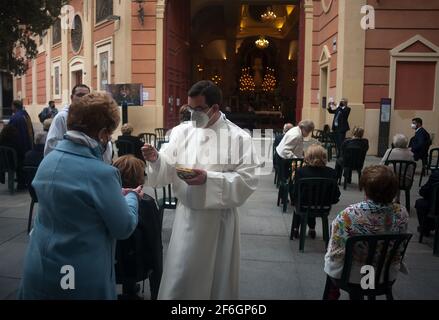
10, 0, 439, 155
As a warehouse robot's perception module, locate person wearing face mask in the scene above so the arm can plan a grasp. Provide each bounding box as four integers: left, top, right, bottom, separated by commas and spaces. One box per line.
142, 80, 259, 299
408, 117, 431, 163
44, 84, 113, 164
18, 93, 142, 299
327, 98, 351, 157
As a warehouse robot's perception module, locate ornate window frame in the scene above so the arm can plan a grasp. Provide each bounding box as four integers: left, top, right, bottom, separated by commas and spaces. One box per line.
51, 59, 62, 100
389, 35, 439, 112
321, 0, 333, 13
95, 0, 114, 27
70, 14, 84, 54
94, 37, 113, 91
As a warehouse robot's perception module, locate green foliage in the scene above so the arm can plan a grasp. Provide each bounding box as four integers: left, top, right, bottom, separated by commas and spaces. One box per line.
0, 0, 68, 76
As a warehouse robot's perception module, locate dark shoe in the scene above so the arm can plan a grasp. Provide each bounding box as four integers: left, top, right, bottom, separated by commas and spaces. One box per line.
308, 229, 316, 239
293, 228, 299, 239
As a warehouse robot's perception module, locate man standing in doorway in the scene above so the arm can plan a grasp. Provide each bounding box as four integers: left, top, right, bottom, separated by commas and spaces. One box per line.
142, 80, 259, 299
44, 84, 113, 164
327, 98, 351, 157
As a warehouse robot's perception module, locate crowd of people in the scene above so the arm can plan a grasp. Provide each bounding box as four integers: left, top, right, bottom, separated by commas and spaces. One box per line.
274, 98, 436, 299
0, 82, 436, 300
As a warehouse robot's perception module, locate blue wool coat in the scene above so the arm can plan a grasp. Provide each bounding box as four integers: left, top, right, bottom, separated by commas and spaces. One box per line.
18, 139, 139, 299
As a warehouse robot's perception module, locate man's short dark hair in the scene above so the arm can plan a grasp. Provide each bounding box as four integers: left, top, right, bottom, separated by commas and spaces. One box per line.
412, 118, 423, 126
12, 100, 23, 109
49, 100, 55, 105
71, 84, 91, 97
188, 80, 222, 107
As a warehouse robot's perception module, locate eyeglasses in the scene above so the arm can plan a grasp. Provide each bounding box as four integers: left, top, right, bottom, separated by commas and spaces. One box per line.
188, 105, 210, 112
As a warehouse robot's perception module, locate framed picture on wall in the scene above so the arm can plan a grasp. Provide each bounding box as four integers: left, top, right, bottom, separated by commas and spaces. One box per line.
106, 83, 143, 106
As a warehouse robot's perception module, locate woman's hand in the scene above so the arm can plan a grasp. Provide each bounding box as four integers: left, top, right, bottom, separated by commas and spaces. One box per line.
122, 185, 144, 200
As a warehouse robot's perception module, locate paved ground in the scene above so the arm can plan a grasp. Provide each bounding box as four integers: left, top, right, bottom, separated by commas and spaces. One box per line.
1, 155, 438, 300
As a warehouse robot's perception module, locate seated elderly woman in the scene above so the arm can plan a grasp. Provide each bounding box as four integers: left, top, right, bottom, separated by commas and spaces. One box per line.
291, 144, 341, 239
116, 123, 144, 160
380, 134, 415, 203
380, 133, 414, 164
18, 93, 142, 300
334, 127, 369, 180
324, 165, 409, 300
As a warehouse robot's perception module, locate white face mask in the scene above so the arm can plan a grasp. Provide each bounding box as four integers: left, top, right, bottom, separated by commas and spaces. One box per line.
190, 109, 211, 128
411, 123, 417, 130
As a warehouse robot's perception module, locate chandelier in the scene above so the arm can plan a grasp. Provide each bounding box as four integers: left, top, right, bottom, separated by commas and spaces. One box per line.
255, 36, 269, 49
261, 7, 277, 22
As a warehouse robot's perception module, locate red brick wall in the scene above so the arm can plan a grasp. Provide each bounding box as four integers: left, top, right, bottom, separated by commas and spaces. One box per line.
364, 0, 439, 109
25, 62, 33, 105
36, 54, 46, 104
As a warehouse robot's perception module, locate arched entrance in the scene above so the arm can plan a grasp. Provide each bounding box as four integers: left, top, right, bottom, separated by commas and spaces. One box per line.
163, 0, 303, 129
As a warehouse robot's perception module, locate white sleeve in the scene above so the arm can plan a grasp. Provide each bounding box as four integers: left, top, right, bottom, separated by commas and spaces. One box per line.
103, 141, 113, 164
44, 112, 67, 156
145, 128, 181, 187
184, 134, 259, 210
277, 132, 303, 159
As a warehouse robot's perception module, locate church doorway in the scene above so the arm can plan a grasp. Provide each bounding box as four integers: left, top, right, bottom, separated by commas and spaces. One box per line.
163, 1, 302, 129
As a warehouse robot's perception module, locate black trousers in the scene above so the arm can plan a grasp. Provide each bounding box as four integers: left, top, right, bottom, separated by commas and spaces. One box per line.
415, 198, 435, 232
334, 131, 347, 157
335, 158, 344, 180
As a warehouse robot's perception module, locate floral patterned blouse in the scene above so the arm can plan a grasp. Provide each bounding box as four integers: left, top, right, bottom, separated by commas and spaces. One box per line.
324, 200, 409, 282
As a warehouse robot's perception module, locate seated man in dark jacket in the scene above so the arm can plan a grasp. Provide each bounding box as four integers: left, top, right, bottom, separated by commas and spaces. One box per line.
415, 169, 439, 236
292, 145, 341, 239
116, 123, 145, 161
24, 133, 46, 168
335, 127, 369, 180
409, 117, 431, 162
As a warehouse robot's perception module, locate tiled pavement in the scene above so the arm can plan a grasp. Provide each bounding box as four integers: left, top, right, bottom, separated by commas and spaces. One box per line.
1, 156, 438, 300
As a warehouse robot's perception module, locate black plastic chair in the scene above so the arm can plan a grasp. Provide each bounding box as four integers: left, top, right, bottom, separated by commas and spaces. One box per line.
418, 183, 439, 256
291, 178, 338, 252
0, 146, 18, 194
386, 160, 416, 211
419, 148, 439, 187
277, 157, 304, 213
138, 133, 157, 148
115, 139, 137, 157
154, 128, 169, 150
115, 194, 163, 300
154, 184, 178, 229
322, 132, 337, 162
312, 129, 323, 141
340, 146, 366, 190
23, 166, 38, 233
323, 233, 412, 300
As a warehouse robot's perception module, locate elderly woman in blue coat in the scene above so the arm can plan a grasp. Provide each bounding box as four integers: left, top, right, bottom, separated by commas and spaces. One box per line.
18, 93, 143, 299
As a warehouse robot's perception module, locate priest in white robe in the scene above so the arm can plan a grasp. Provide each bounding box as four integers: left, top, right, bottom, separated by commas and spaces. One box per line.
143, 81, 259, 300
